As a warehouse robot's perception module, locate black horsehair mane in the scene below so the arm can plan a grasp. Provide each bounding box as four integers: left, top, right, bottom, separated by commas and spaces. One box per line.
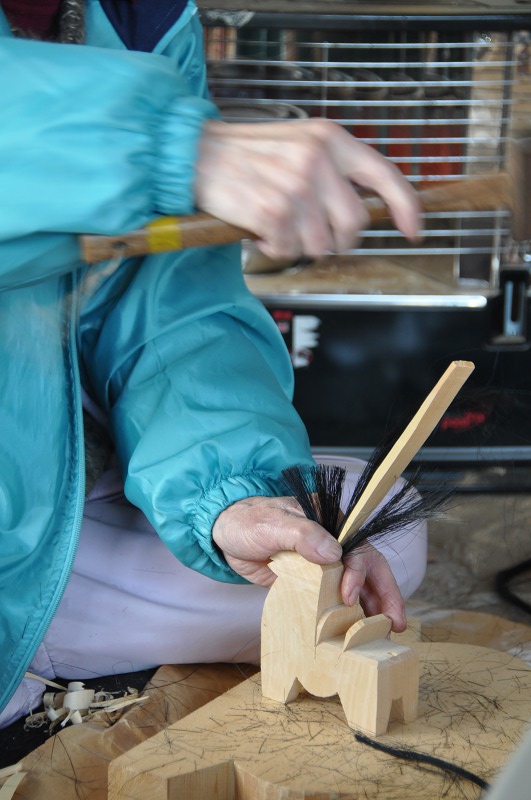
281, 443, 453, 556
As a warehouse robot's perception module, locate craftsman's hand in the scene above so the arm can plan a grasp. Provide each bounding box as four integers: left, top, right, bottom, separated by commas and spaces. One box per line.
342, 544, 407, 633
195, 118, 420, 260
212, 495, 407, 632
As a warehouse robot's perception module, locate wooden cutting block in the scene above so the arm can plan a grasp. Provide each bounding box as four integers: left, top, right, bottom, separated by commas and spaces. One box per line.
108, 641, 531, 799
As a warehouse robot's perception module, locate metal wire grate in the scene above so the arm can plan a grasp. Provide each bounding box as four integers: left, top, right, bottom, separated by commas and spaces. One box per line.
203, 19, 531, 287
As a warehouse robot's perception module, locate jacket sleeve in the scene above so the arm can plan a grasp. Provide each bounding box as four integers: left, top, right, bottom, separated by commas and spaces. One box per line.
79, 244, 316, 583
0, 36, 217, 288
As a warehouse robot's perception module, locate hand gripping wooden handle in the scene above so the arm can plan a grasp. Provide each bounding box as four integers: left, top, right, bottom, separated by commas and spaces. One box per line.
338, 360, 475, 543
79, 173, 511, 263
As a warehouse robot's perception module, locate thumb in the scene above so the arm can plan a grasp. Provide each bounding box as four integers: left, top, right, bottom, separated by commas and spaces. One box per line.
290, 522, 343, 565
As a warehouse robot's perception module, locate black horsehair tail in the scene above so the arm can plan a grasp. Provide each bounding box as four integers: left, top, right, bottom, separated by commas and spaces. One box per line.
281, 446, 452, 555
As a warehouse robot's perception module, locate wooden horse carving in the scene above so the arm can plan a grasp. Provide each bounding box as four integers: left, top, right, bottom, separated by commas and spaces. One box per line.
261, 550, 419, 736
261, 362, 477, 736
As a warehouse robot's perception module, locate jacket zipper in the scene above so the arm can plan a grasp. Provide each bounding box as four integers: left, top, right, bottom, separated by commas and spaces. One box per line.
3, 271, 86, 711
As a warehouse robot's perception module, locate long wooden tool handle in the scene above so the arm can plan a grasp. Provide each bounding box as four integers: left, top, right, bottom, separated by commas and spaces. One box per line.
79, 212, 253, 263
79, 173, 510, 263
364, 171, 510, 224
337, 360, 475, 544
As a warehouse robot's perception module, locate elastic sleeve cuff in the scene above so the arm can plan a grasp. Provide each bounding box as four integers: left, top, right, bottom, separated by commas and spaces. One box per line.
154, 95, 220, 214
190, 471, 287, 580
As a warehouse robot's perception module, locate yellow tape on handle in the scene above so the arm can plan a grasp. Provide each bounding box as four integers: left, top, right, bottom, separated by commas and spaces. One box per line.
146, 216, 183, 253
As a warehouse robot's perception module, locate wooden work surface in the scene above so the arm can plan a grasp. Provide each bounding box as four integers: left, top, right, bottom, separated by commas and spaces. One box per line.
244, 254, 481, 297
109, 640, 531, 800
4, 610, 530, 799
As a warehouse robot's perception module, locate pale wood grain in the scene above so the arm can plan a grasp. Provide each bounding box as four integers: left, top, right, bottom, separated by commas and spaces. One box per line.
261, 551, 419, 736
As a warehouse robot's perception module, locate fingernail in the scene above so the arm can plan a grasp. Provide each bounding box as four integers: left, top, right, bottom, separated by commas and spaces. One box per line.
344, 589, 357, 607
316, 539, 343, 561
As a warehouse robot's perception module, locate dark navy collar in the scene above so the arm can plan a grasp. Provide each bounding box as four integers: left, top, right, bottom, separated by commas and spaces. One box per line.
100, 0, 188, 52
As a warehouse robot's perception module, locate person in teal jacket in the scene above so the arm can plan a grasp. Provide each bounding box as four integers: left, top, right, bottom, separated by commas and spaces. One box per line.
0, 0, 424, 727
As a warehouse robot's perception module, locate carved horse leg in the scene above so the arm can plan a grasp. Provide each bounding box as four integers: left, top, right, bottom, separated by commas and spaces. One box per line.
334, 617, 419, 736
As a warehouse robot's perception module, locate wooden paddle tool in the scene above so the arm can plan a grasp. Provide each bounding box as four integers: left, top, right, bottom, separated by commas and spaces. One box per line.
261, 360, 474, 737
79, 135, 530, 263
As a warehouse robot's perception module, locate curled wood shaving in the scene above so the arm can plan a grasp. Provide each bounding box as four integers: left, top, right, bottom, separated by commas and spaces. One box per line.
23, 680, 148, 732
24, 672, 67, 691
0, 765, 22, 781
0, 771, 26, 800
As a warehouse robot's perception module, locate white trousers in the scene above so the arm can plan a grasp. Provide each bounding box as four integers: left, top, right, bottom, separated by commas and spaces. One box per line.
0, 457, 427, 728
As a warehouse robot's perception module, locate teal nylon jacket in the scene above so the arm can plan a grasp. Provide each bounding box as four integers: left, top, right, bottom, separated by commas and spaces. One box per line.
0, 1, 314, 714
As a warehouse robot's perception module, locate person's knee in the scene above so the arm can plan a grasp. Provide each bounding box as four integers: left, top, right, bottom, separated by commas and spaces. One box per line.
0, 677, 45, 729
